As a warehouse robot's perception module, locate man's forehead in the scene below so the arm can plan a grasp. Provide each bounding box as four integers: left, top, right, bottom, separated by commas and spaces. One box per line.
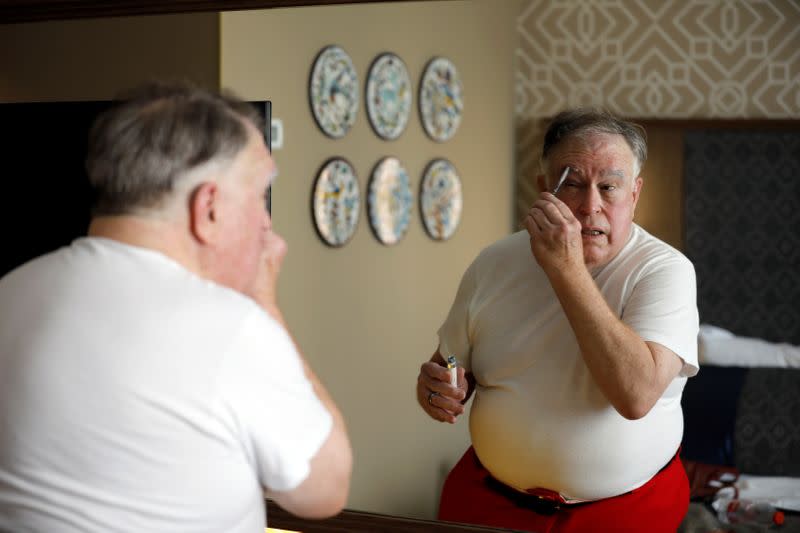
559, 131, 631, 154
552, 135, 635, 175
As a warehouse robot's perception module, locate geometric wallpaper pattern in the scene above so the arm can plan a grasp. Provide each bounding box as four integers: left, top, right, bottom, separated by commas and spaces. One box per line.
515, 0, 800, 218
736, 368, 800, 476
684, 130, 800, 346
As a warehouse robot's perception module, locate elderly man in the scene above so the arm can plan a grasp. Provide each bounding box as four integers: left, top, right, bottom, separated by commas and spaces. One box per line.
0, 82, 351, 532
417, 108, 698, 532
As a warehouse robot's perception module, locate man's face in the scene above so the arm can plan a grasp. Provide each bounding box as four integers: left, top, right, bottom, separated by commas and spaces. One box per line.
215, 124, 278, 293
543, 133, 642, 270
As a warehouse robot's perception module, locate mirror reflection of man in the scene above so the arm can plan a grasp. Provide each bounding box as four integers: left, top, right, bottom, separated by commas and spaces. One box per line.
417, 109, 699, 533
0, 82, 351, 532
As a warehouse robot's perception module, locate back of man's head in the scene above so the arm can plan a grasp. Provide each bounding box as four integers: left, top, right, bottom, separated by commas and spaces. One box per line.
86, 81, 264, 217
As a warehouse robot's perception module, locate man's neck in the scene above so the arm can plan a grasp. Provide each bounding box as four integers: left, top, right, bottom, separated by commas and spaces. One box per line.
88, 215, 202, 278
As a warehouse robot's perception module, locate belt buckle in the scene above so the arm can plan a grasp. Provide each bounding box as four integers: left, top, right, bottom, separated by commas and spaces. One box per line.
525, 487, 566, 513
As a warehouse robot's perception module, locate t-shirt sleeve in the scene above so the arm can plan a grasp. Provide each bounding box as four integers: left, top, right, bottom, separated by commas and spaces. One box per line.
437, 260, 477, 372
217, 310, 333, 492
623, 255, 700, 378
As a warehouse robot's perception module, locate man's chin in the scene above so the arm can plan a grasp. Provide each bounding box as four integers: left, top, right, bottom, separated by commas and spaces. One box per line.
583, 251, 607, 271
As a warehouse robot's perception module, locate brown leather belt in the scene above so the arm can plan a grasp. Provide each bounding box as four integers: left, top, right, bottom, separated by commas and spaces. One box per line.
483, 476, 585, 515
483, 449, 679, 516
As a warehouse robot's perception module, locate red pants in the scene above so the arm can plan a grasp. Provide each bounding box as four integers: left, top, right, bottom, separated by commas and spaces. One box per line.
438, 447, 689, 533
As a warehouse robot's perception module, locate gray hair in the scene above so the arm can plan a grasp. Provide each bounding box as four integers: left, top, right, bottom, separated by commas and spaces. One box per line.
86, 80, 264, 216
540, 108, 647, 178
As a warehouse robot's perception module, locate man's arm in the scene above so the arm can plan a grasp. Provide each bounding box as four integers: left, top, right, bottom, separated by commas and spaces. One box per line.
418, 256, 478, 424
261, 304, 352, 518
547, 265, 683, 419
265, 353, 352, 517
248, 233, 352, 517
524, 193, 683, 420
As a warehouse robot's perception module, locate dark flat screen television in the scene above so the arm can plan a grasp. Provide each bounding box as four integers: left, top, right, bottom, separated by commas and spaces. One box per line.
0, 99, 271, 278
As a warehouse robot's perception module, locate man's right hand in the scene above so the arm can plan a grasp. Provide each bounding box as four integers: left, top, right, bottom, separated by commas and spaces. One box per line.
523, 191, 585, 277
247, 229, 287, 316
416, 352, 469, 424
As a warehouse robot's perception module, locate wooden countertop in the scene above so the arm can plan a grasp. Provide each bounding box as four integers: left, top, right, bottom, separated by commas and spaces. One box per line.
265, 500, 522, 532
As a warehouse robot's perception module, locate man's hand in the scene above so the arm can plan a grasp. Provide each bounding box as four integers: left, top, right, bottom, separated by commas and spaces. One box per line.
247, 229, 287, 314
523, 192, 584, 275
416, 356, 468, 424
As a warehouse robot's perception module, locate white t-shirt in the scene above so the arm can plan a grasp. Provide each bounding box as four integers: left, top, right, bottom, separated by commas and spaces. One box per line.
438, 225, 698, 501
0, 238, 332, 533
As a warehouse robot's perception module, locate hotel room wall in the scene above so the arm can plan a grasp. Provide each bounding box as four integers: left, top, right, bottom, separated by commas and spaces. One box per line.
0, 13, 219, 101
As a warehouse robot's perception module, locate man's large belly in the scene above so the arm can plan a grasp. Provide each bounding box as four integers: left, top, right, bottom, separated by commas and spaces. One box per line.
469, 385, 683, 501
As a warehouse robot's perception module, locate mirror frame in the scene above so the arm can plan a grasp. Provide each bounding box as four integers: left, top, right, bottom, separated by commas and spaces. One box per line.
0, 0, 428, 24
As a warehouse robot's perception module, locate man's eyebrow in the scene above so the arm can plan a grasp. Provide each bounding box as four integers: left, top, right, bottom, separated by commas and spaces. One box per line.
601, 169, 626, 179
564, 167, 583, 179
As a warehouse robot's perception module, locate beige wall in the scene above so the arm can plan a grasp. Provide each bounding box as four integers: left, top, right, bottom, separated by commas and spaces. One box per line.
0, 13, 219, 101
220, 0, 521, 519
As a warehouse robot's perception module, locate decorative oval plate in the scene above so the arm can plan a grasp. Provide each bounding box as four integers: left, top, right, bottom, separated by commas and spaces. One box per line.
367, 157, 413, 245
420, 159, 462, 241
418, 57, 463, 142
366, 52, 412, 140
312, 158, 361, 246
309, 45, 359, 138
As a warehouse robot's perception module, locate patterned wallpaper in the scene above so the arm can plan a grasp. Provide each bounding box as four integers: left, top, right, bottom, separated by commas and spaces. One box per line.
685, 130, 800, 345
514, 0, 800, 217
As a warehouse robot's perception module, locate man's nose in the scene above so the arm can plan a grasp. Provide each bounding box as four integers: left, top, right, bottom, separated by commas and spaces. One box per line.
577, 186, 602, 215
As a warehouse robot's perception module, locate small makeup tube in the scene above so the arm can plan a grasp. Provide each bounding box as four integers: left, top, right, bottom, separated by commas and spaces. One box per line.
445, 355, 458, 387
552, 166, 571, 194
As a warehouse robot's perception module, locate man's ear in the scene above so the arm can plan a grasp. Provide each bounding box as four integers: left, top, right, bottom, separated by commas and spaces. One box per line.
189, 181, 219, 244
631, 176, 644, 214
632, 176, 643, 200
536, 174, 548, 194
